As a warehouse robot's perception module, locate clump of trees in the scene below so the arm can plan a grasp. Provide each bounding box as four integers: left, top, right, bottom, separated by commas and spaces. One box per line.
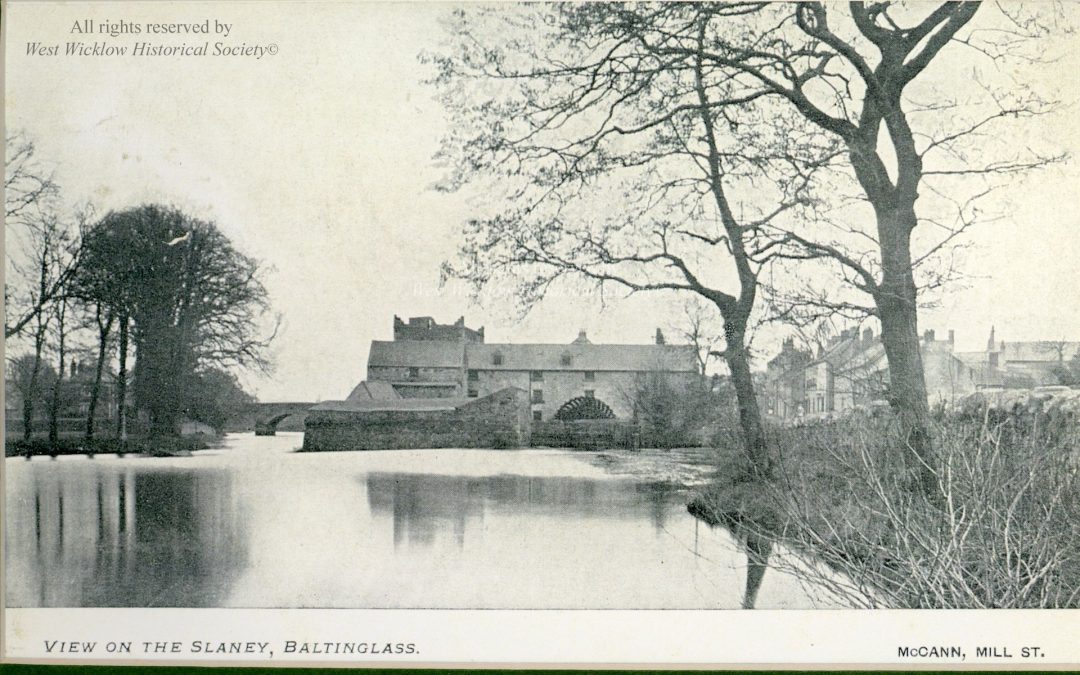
5, 133, 274, 445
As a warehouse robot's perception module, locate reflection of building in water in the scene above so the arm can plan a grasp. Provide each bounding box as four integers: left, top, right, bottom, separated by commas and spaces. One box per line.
5, 467, 247, 607
364, 472, 677, 548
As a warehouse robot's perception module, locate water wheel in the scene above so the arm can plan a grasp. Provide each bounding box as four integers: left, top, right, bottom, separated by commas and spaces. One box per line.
554, 396, 616, 420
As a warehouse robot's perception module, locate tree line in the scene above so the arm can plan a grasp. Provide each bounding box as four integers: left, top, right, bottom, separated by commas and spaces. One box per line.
5, 132, 275, 445
429, 2, 1066, 499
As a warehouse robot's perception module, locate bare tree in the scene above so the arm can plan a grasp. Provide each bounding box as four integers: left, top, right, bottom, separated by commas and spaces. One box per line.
4, 132, 68, 340
7, 207, 84, 439
644, 2, 1068, 496
430, 5, 836, 476
84, 301, 116, 441
674, 297, 726, 381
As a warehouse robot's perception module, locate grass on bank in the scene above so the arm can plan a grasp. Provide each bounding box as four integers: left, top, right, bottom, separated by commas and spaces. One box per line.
692, 411, 1080, 608
5, 434, 216, 458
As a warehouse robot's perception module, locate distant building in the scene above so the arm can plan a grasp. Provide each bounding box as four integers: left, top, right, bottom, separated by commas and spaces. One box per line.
954, 326, 1080, 390
764, 326, 981, 423
362, 316, 699, 422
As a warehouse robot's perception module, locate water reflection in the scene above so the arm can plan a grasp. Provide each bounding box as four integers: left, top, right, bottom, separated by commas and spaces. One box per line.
741, 531, 774, 609
365, 473, 677, 549
6, 465, 246, 607
6, 436, 843, 609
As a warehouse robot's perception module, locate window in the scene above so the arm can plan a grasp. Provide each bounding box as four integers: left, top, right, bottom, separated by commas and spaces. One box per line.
467, 386, 478, 398
408, 367, 419, 380
533, 410, 543, 422
584, 371, 595, 382
493, 352, 504, 366
467, 369, 478, 381
532, 389, 544, 404
584, 389, 595, 398
531, 370, 544, 381
560, 353, 572, 366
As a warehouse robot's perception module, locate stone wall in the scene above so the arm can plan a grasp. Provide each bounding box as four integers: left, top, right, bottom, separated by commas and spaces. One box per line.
531, 419, 638, 449
472, 369, 696, 420
952, 387, 1080, 434
302, 388, 529, 452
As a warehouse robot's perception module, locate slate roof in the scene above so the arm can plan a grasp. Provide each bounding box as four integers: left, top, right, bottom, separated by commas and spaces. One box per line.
366, 338, 697, 373
367, 340, 464, 369
464, 342, 697, 372
999, 341, 1080, 363
345, 380, 401, 401
310, 398, 467, 413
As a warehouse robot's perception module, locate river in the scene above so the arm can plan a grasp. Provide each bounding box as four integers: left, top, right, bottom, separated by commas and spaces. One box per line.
4, 432, 843, 608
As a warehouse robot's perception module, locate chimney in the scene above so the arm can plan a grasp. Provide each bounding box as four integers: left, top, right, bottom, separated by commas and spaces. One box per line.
948, 329, 955, 346
923, 329, 935, 344
655, 328, 666, 345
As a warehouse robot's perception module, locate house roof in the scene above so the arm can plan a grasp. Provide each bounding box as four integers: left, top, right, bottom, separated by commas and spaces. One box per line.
311, 397, 469, 413
367, 340, 464, 369
464, 342, 697, 372
955, 351, 990, 367
999, 341, 1080, 363
345, 380, 401, 401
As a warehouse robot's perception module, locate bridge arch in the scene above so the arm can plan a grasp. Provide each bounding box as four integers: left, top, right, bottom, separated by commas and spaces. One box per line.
248, 402, 315, 436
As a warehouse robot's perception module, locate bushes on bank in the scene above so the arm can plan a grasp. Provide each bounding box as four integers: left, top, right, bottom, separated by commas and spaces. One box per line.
693, 410, 1080, 608
5, 434, 214, 458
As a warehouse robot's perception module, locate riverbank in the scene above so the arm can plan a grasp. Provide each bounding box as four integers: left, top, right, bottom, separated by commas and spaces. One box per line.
5, 434, 217, 458
689, 402, 1080, 608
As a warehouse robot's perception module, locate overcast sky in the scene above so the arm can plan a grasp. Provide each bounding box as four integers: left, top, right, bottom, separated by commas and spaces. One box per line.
6, 2, 1080, 402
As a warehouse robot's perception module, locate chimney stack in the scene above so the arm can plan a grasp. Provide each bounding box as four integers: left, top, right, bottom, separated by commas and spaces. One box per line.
948, 329, 955, 346
923, 329, 936, 343
655, 328, 666, 345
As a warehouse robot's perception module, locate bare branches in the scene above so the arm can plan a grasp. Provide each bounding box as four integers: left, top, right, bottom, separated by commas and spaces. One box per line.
5, 132, 59, 222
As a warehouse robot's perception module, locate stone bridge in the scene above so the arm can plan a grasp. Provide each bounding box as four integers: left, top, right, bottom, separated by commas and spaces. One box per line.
227, 402, 316, 436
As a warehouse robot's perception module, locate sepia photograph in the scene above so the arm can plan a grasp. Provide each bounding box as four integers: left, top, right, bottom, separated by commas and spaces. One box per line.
3, 0, 1080, 667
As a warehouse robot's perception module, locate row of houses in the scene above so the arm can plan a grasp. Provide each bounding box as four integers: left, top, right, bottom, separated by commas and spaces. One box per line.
764, 325, 1080, 422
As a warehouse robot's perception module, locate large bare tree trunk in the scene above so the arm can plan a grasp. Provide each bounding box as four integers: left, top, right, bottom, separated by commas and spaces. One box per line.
22, 329, 46, 442
85, 305, 114, 442
723, 319, 769, 479
47, 298, 68, 446
874, 204, 937, 498
116, 312, 129, 440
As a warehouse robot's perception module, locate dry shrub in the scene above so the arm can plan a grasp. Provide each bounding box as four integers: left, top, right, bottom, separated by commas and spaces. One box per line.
697, 411, 1080, 608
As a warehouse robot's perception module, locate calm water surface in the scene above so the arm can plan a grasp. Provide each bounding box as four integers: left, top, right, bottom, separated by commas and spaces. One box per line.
5, 433, 840, 608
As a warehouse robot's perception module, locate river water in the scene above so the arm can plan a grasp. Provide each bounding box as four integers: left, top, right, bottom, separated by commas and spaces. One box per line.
4, 433, 842, 608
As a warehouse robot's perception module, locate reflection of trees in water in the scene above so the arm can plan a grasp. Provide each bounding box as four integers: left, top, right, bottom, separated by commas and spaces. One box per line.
365, 473, 681, 548
686, 509, 774, 610
8, 467, 247, 607
740, 530, 773, 610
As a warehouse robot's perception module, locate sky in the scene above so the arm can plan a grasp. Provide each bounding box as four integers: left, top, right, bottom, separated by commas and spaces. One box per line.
5, 1, 1080, 402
